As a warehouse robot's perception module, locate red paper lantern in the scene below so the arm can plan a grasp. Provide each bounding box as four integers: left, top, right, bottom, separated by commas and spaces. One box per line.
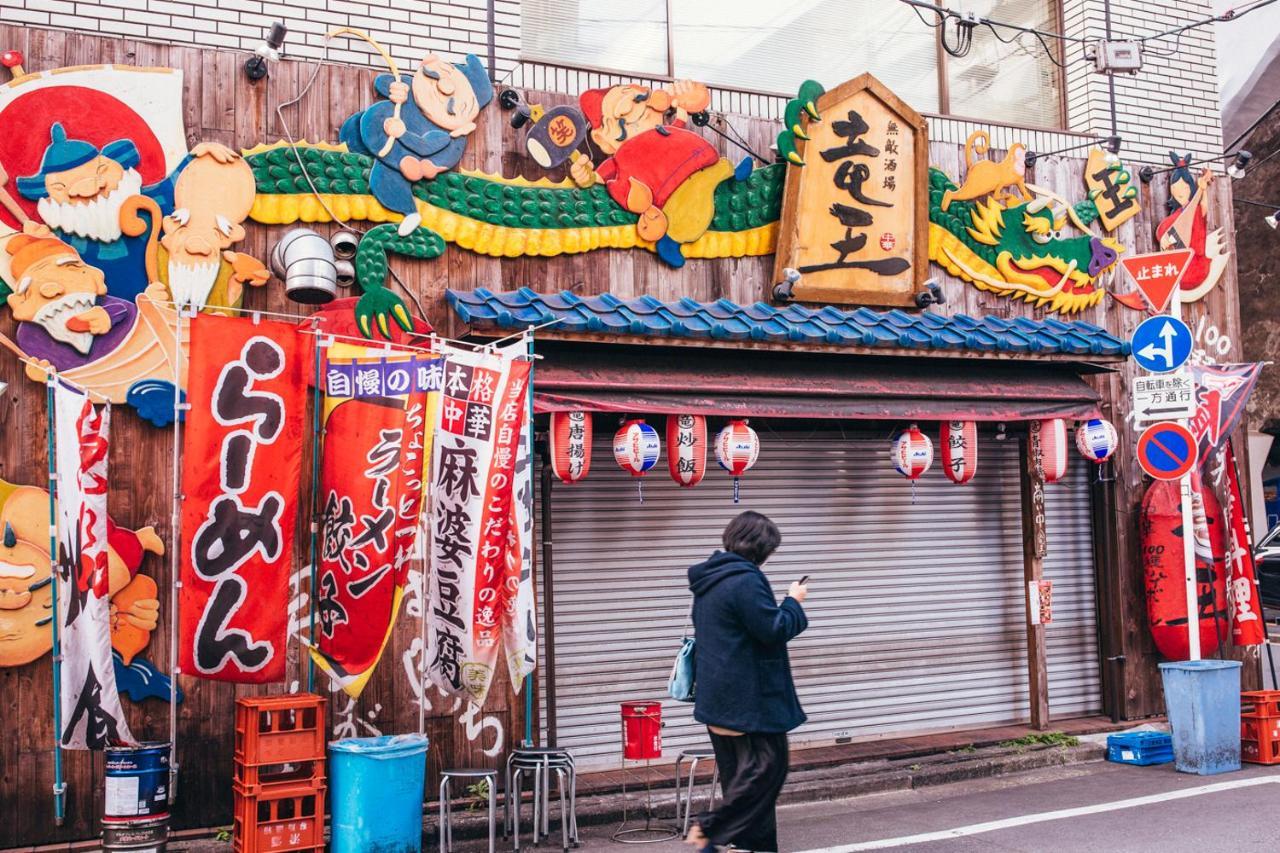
715, 419, 759, 503
548, 411, 591, 483
891, 424, 933, 480
1033, 418, 1069, 483
666, 414, 707, 487
941, 420, 978, 484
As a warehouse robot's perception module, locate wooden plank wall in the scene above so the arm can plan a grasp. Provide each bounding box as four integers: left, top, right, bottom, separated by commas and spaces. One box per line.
0, 24, 1255, 847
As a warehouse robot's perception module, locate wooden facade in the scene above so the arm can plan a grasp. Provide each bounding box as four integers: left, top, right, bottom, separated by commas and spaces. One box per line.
0, 24, 1260, 849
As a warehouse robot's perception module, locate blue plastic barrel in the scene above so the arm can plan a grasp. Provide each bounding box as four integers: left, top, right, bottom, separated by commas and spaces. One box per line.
1159, 660, 1242, 775
329, 733, 429, 853
103, 742, 170, 820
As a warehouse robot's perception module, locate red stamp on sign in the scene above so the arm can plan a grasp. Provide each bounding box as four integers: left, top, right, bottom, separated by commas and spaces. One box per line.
879, 233, 897, 251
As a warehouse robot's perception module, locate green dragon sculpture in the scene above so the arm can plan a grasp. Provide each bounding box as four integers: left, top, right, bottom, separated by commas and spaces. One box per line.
245, 142, 1121, 335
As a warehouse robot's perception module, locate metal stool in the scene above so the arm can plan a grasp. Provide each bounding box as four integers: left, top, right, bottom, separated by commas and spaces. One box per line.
439, 767, 497, 853
506, 747, 578, 851
674, 748, 720, 835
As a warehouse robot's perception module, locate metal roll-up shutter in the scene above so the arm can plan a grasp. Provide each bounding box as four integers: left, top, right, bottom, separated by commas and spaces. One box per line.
537, 427, 1101, 767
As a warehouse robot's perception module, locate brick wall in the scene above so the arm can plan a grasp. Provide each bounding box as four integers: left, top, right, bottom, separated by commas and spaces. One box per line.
0, 0, 1227, 165
0, 0, 520, 74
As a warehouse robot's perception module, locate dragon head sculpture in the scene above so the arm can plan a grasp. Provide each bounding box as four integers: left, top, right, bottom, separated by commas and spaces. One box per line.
927, 167, 1122, 314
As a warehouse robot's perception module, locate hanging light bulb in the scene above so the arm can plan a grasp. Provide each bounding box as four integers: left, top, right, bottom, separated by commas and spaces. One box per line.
1227, 150, 1252, 180
1266, 211, 1279, 230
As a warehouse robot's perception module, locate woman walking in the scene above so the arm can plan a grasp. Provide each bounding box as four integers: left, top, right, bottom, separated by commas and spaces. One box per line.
685, 511, 809, 853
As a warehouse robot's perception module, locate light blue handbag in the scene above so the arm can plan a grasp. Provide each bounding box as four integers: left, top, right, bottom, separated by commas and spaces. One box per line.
668, 606, 695, 702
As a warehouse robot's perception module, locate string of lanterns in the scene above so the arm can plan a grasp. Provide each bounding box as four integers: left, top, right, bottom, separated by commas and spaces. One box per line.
551, 412, 1119, 499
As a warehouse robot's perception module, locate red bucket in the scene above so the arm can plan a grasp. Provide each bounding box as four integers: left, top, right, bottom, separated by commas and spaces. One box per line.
620, 701, 662, 760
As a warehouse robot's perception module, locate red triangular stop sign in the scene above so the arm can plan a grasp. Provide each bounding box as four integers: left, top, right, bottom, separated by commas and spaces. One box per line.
1120, 249, 1194, 313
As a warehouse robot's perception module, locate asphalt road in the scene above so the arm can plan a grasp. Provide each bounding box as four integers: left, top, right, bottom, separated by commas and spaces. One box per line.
548, 760, 1280, 853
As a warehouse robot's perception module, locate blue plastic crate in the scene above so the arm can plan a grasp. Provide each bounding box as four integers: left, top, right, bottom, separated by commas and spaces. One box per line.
1107, 731, 1174, 766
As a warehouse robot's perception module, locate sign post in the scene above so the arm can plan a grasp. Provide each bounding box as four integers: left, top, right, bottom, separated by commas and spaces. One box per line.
1172, 287, 1201, 661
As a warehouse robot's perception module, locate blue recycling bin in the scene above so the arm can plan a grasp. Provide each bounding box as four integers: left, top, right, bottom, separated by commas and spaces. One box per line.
1159, 660, 1242, 775
329, 733, 429, 853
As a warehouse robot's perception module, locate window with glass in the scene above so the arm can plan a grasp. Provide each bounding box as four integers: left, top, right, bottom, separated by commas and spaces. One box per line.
521, 0, 1064, 128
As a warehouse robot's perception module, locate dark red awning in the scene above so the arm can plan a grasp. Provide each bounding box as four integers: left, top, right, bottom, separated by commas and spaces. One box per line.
531, 344, 1103, 422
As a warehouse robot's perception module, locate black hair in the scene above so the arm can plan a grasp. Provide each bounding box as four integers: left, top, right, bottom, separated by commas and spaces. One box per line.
1166, 151, 1195, 213
722, 511, 781, 565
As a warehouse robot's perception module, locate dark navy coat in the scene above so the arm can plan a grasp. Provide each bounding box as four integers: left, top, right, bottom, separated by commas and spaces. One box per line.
688, 551, 808, 734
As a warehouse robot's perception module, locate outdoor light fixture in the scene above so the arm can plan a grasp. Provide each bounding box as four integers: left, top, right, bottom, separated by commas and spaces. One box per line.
914, 279, 946, 308
244, 22, 288, 82
1234, 198, 1280, 229
1267, 212, 1280, 230
995, 423, 1008, 441
1227, 150, 1253, 179
773, 268, 802, 301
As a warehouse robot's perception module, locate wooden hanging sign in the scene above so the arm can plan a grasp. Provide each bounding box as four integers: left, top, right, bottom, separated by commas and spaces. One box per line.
772, 73, 928, 307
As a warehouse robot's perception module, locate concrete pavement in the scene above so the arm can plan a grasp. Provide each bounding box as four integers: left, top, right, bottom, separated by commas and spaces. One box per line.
509, 760, 1280, 852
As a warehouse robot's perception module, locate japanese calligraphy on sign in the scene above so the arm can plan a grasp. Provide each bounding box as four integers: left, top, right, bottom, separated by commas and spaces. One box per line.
1084, 147, 1140, 232
1132, 370, 1196, 423
180, 314, 305, 684
774, 73, 927, 306
428, 341, 534, 705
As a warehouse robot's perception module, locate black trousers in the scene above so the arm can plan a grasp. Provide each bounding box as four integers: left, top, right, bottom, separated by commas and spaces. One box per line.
697, 729, 789, 852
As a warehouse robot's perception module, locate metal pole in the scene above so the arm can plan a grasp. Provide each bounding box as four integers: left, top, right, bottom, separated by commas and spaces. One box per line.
1171, 290, 1201, 660
46, 379, 65, 826
306, 330, 325, 693
524, 328, 535, 746
539, 463, 558, 748
168, 307, 187, 804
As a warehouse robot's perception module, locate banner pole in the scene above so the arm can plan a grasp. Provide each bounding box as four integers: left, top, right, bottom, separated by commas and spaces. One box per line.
168, 307, 186, 803
46, 379, 65, 826
306, 330, 325, 694
524, 327, 535, 747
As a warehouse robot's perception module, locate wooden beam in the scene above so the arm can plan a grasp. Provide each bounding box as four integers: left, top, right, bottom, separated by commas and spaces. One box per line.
1020, 430, 1051, 730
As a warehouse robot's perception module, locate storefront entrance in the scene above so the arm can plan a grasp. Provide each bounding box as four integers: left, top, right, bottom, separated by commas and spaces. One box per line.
538, 427, 1102, 767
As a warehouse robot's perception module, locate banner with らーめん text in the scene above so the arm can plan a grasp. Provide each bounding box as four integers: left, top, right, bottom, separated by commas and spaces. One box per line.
310, 343, 442, 697
427, 341, 532, 704
179, 314, 305, 683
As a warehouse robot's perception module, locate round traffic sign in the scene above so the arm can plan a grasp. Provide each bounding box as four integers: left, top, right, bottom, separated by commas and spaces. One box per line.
1136, 422, 1198, 481
1131, 316, 1193, 374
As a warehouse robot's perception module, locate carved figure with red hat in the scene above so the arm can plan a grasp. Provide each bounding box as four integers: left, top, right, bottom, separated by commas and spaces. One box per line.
570, 81, 753, 268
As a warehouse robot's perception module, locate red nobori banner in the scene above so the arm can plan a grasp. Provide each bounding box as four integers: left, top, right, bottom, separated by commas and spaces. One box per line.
310, 343, 442, 698
428, 341, 531, 704
1224, 443, 1265, 646
179, 314, 306, 683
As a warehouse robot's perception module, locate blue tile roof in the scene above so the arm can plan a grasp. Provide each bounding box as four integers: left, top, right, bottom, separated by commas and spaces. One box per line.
446, 288, 1131, 359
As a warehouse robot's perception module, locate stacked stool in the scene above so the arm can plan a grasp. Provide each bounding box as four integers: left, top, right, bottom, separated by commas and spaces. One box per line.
507, 746, 578, 851
232, 694, 327, 853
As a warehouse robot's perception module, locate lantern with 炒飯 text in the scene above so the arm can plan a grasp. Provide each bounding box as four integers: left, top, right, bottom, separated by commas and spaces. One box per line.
549, 411, 592, 483
715, 419, 759, 503
614, 418, 661, 502
1033, 419, 1069, 483
941, 420, 978, 485
666, 414, 707, 487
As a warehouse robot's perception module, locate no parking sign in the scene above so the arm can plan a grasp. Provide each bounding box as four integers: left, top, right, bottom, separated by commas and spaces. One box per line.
1136, 422, 1198, 481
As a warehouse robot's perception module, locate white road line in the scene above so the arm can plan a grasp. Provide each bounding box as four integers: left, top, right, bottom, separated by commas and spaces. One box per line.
795, 775, 1280, 852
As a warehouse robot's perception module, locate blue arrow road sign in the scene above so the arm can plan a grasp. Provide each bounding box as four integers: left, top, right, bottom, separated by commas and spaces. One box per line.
1131, 315, 1192, 374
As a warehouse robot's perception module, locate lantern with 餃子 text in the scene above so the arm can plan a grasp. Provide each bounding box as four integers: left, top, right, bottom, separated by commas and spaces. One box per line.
1076, 418, 1119, 481
1033, 418, 1069, 484
941, 420, 978, 485
666, 414, 707, 487
614, 418, 661, 502
549, 411, 592, 484
715, 419, 759, 503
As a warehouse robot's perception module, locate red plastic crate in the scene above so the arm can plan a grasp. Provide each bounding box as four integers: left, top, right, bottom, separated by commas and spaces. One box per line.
1241, 714, 1280, 765
235, 694, 326, 766
232, 781, 326, 853
1240, 690, 1280, 718
234, 757, 326, 796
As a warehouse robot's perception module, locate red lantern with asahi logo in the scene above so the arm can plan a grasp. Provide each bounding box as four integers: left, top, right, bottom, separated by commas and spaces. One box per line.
549, 411, 592, 483
666, 414, 707, 487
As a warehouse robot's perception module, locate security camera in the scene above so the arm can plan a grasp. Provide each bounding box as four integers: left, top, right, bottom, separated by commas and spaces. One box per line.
914, 279, 946, 308
772, 267, 802, 301
330, 230, 360, 260
244, 22, 287, 82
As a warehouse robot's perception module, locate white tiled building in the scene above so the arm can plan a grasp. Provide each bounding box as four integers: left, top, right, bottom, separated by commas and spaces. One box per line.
0, 0, 1228, 163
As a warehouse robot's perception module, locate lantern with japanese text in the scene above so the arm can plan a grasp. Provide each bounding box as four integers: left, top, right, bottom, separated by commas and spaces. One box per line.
549, 411, 592, 484
1076, 418, 1119, 478
1033, 419, 1069, 484
666, 414, 707, 488
891, 424, 933, 480
715, 419, 760, 503
614, 418, 661, 501
941, 420, 978, 485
